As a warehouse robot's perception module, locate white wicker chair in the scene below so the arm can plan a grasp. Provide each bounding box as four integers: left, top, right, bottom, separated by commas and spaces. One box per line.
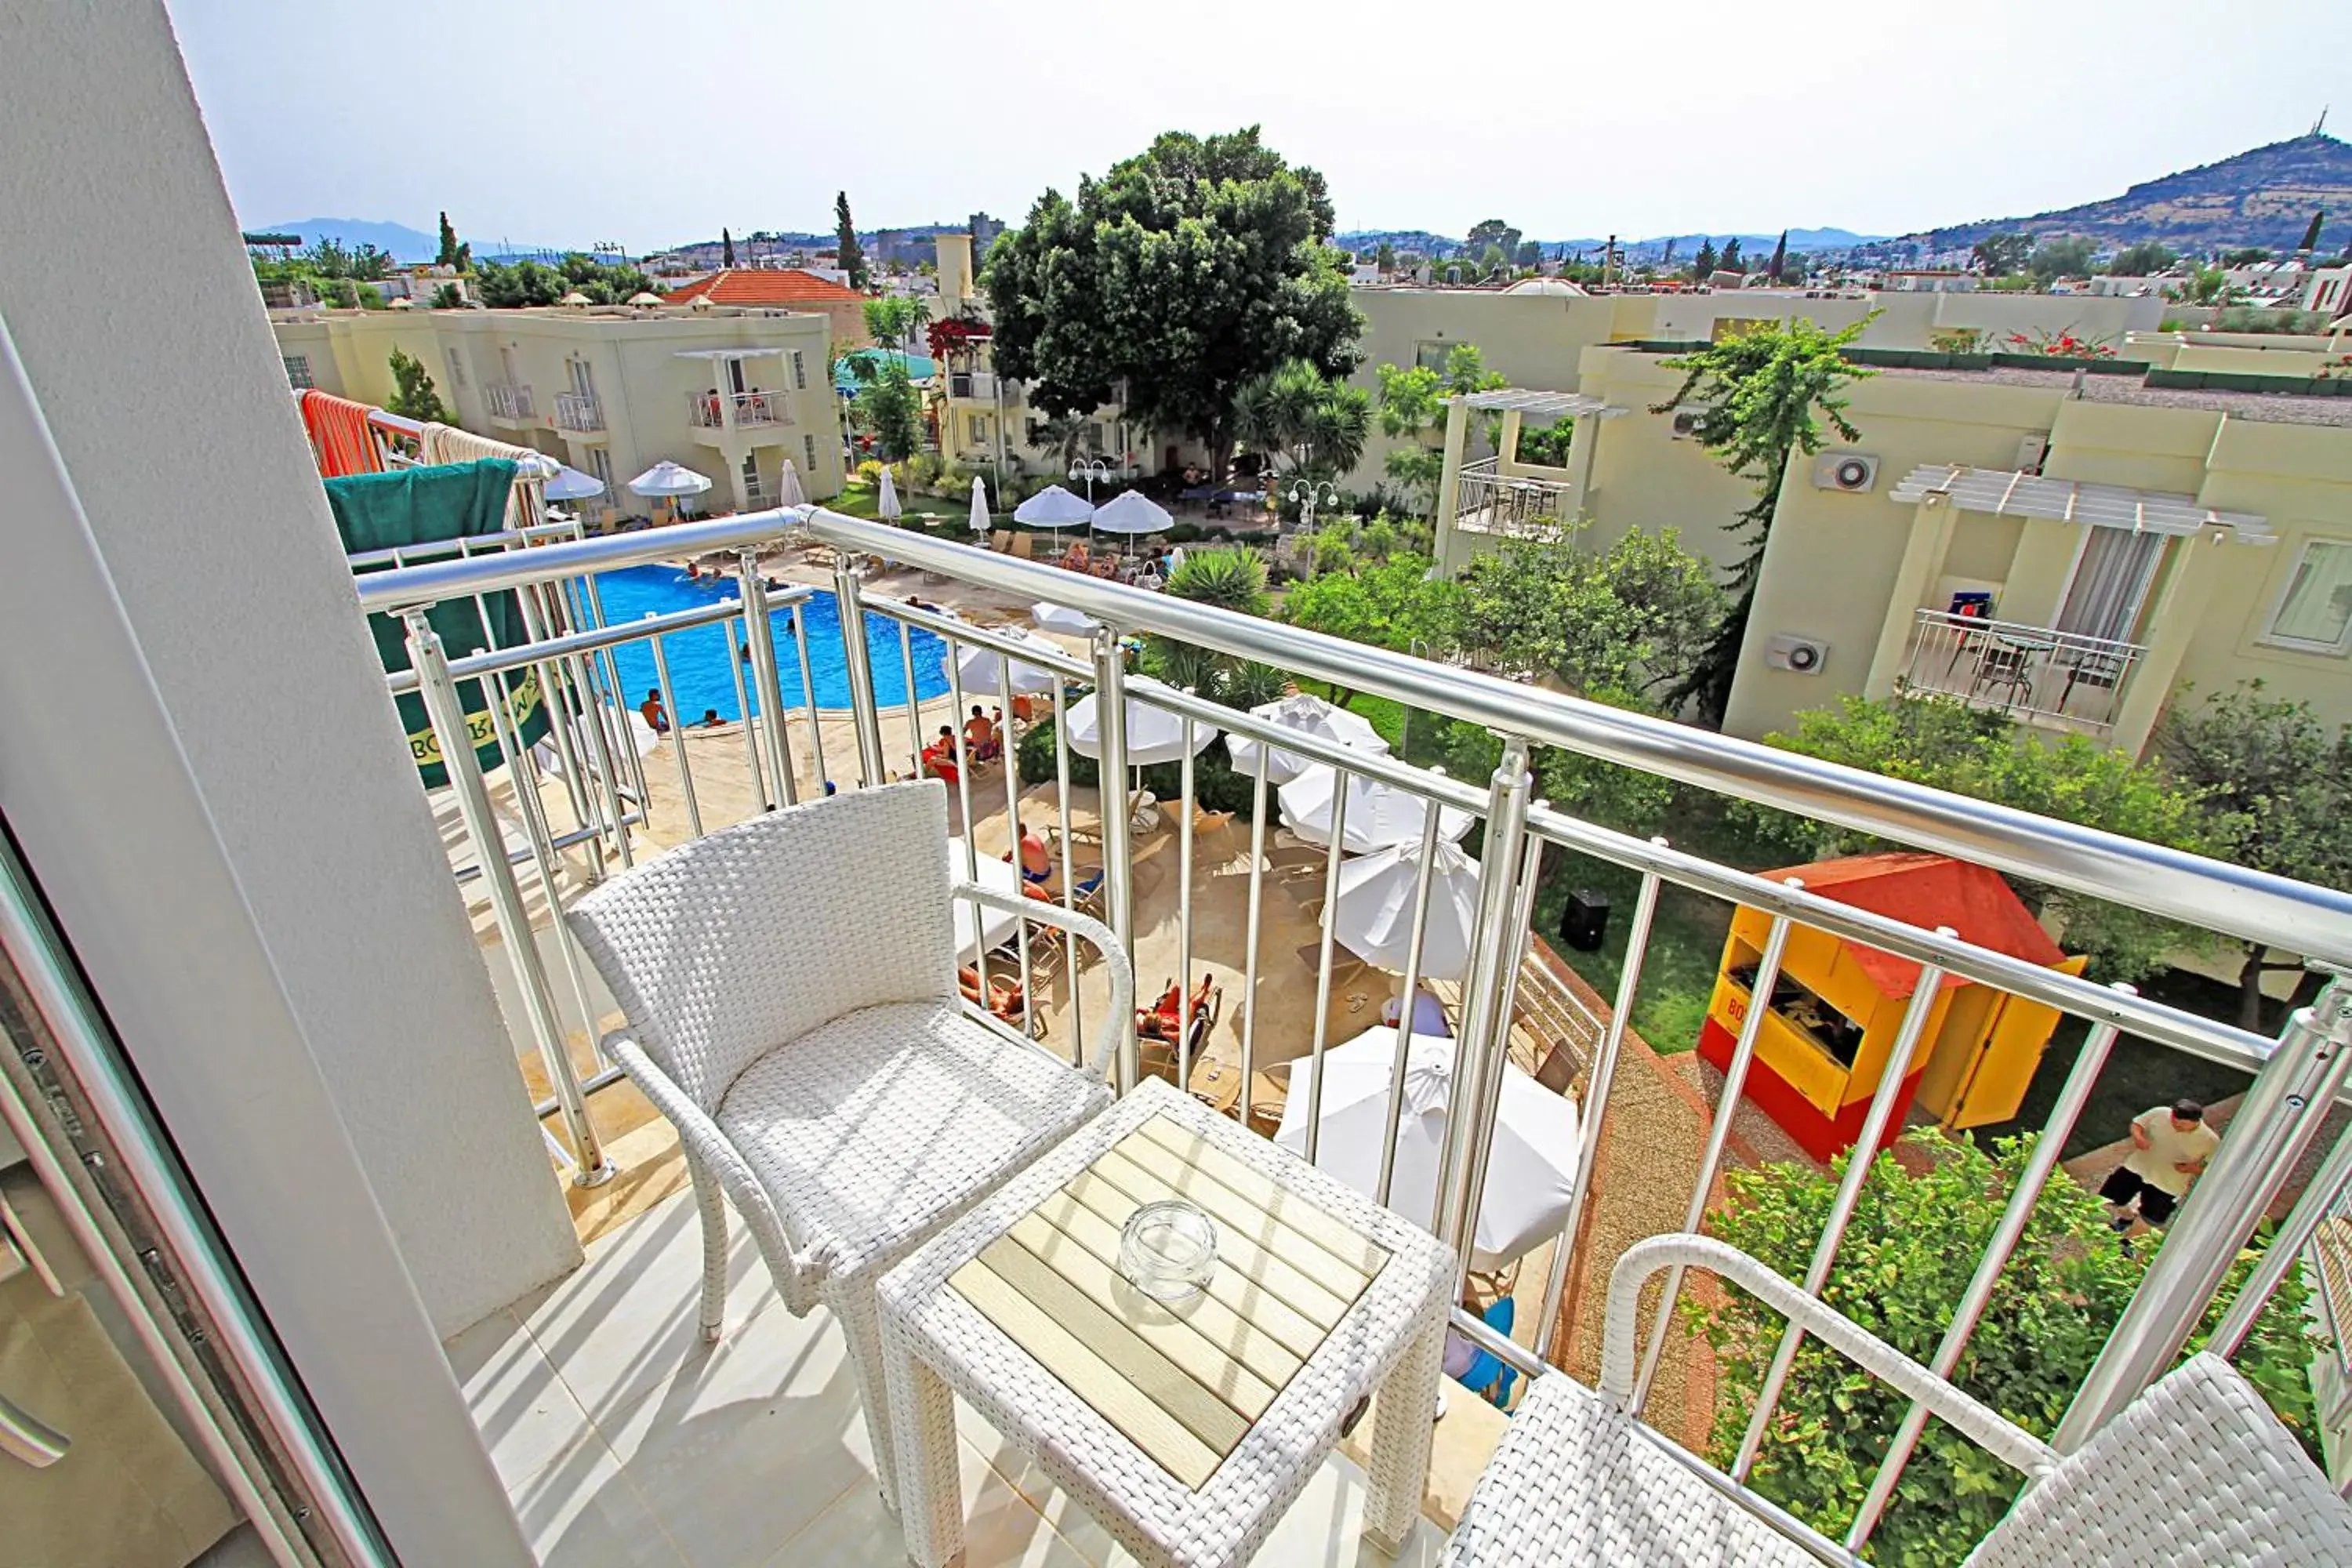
1443, 1232, 2352, 1567
566, 781, 1131, 1512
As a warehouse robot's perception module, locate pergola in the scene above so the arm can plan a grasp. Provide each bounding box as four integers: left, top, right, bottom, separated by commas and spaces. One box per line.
1888, 464, 2273, 540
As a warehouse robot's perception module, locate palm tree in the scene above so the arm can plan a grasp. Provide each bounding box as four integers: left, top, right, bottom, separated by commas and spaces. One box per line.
1233, 360, 1367, 483
1144, 548, 1275, 706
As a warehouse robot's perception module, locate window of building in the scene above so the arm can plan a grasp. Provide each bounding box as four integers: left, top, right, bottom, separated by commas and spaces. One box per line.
2263, 538, 2352, 653
1413, 340, 1450, 372
803, 434, 818, 473
281, 354, 313, 389
445, 348, 470, 390
968, 414, 989, 445
741, 453, 764, 503
790, 350, 808, 390
587, 447, 613, 495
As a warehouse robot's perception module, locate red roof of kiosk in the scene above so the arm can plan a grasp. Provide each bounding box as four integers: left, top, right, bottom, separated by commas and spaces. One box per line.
1766, 852, 2067, 996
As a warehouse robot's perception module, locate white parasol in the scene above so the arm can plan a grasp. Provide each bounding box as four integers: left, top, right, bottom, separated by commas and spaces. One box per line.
877, 466, 902, 521
1323, 840, 1483, 982
1279, 764, 1474, 854
1013, 484, 1094, 530
629, 460, 713, 498
1223, 692, 1389, 786
1033, 602, 1101, 634
1275, 1027, 1579, 1271
1089, 489, 1174, 537
944, 627, 1062, 695
775, 459, 809, 508
1065, 677, 1219, 766
544, 464, 607, 502
969, 475, 992, 536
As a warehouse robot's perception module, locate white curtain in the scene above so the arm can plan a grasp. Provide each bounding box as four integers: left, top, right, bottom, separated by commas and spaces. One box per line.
2056, 527, 2166, 643
2270, 540, 2352, 647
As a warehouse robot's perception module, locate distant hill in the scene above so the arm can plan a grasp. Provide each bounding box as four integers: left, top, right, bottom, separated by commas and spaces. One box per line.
1336, 226, 1882, 260
256, 218, 582, 263
1901, 134, 2352, 255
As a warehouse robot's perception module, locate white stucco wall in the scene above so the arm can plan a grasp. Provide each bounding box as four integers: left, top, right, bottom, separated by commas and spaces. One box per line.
0, 2, 578, 1338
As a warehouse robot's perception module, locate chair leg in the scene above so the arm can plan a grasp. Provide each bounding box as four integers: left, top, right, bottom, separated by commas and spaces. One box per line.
882, 1316, 965, 1567
684, 1153, 728, 1343
833, 1282, 904, 1517
1363, 1316, 1446, 1553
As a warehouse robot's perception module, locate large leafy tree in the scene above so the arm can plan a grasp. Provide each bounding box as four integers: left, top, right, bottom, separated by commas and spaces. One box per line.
1699, 1130, 2321, 1567
1733, 693, 2212, 981
982, 127, 1361, 481
1281, 552, 1461, 706
474, 253, 652, 307
2027, 236, 2095, 284
2156, 682, 2352, 1026
851, 360, 923, 463
862, 294, 925, 353
1654, 318, 1871, 724
2107, 240, 2176, 277
1441, 527, 1722, 702
1971, 231, 2033, 276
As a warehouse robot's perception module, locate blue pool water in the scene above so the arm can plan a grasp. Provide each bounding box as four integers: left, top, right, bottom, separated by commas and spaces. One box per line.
593, 565, 950, 721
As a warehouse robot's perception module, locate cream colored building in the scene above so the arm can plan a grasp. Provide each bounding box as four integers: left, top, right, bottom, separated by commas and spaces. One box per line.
272, 303, 846, 514
1434, 344, 2352, 760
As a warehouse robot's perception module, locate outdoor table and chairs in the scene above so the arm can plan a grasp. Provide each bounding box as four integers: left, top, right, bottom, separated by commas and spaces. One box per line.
877, 1078, 1455, 1568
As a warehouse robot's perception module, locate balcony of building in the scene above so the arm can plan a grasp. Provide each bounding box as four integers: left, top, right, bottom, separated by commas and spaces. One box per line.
1451, 456, 1577, 542
554, 390, 605, 434
1893, 608, 2145, 734
340, 503, 2352, 1566
688, 390, 790, 435
485, 382, 537, 425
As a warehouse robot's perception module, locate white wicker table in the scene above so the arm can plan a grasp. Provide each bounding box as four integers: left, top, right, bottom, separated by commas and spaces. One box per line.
878, 1078, 1456, 1568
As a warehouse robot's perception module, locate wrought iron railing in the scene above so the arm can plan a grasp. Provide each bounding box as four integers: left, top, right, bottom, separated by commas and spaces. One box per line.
1455, 455, 1576, 539
687, 390, 789, 430
350, 503, 2352, 1563
552, 390, 604, 432
1900, 608, 2144, 731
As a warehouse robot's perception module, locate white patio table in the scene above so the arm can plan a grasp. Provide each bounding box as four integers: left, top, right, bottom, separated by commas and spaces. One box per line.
878, 1078, 1454, 1568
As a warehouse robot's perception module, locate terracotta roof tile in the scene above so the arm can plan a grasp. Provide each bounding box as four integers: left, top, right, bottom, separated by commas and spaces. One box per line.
660, 269, 865, 307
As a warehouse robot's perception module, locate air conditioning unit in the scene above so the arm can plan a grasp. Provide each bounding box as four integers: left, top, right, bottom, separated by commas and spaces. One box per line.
1766, 634, 1828, 675
1669, 409, 1708, 440
1813, 452, 1879, 492
2016, 431, 2050, 474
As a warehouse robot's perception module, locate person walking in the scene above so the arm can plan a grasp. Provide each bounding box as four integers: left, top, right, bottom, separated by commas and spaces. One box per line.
2100, 1098, 2219, 1231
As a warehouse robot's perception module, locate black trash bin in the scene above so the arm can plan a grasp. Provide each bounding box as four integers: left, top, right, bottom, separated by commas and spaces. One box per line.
1560, 888, 1610, 951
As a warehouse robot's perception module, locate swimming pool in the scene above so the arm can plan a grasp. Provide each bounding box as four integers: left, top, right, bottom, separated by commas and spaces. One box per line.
593, 564, 950, 721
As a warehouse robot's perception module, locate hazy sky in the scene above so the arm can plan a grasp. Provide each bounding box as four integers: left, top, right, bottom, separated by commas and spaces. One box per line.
172, 0, 2350, 250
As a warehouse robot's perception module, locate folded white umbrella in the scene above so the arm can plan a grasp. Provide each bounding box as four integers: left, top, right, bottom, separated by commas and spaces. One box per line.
968, 475, 992, 536
1275, 1027, 1579, 1272
944, 627, 1062, 695
1279, 764, 1474, 854
544, 464, 606, 501
946, 838, 1021, 956
877, 466, 902, 521
776, 459, 809, 508
1032, 601, 1100, 634
1013, 484, 1094, 529
628, 459, 712, 498
1090, 489, 1174, 536
1324, 839, 1483, 982
1224, 692, 1390, 786
1065, 677, 1218, 766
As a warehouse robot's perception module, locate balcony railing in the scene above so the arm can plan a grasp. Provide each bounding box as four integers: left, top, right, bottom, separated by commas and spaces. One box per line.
551, 390, 604, 432
1900, 608, 2144, 732
482, 382, 535, 423
350, 506, 2352, 1565
948, 371, 999, 401
687, 389, 789, 430
1455, 455, 1575, 539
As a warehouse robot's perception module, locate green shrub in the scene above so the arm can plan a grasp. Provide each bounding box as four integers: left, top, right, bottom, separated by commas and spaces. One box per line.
1167, 521, 1204, 543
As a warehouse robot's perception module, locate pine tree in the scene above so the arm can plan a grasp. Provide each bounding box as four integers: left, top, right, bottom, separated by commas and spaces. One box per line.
1767, 229, 1788, 281
1661, 236, 1677, 270
436, 211, 460, 267
2299, 209, 2327, 255
721, 227, 735, 267
1719, 236, 1745, 274
1693, 238, 1718, 278
835, 192, 869, 289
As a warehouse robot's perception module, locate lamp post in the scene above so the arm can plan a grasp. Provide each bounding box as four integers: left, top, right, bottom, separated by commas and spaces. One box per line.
1069, 456, 1114, 504
1287, 479, 1345, 576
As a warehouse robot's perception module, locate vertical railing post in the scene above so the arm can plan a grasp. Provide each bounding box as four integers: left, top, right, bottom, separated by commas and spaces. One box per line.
2055, 978, 2352, 1451
1536, 843, 1668, 1362
737, 551, 796, 807
1091, 626, 1137, 1093
2209, 1077, 2352, 1359
831, 552, 886, 787
1430, 734, 1533, 1272
1452, 826, 1549, 1295
401, 609, 613, 1187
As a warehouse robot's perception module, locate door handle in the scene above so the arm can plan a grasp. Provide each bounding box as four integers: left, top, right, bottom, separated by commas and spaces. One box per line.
0, 1387, 71, 1468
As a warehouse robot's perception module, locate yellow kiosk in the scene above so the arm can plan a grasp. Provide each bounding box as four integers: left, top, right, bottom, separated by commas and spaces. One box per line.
1698, 853, 2085, 1161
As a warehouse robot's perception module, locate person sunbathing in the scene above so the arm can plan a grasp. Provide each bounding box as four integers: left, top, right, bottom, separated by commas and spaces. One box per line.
1136, 975, 1217, 1041
957, 965, 1025, 1022
963, 705, 1000, 762
920, 724, 960, 787
1000, 819, 1053, 884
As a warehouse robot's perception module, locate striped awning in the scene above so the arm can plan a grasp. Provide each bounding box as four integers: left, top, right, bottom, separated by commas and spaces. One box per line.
1887, 465, 2271, 540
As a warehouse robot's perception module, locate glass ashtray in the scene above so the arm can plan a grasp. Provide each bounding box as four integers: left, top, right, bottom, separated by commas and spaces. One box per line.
1117, 1200, 1218, 1303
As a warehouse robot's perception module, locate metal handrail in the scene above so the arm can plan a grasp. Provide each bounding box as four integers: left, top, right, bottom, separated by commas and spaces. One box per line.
345, 502, 2352, 967
786, 509, 2352, 967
